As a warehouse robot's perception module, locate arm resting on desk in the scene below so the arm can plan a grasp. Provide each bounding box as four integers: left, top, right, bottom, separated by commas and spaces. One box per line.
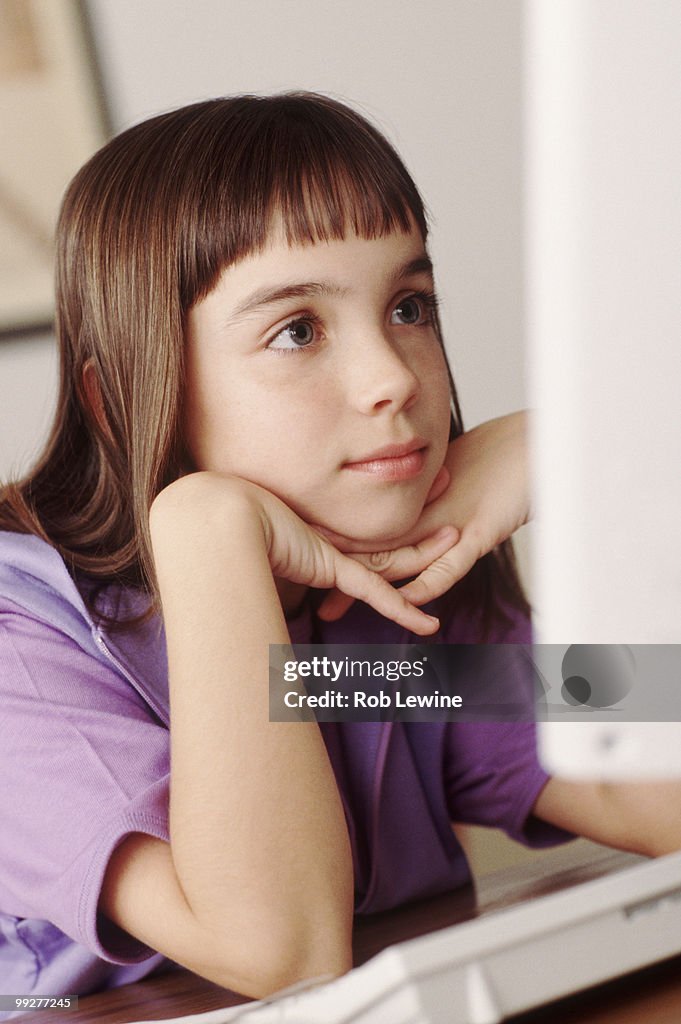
533, 779, 681, 857
98, 478, 355, 999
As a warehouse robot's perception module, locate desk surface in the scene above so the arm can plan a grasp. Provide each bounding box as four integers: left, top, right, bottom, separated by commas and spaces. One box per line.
19, 844, 681, 1024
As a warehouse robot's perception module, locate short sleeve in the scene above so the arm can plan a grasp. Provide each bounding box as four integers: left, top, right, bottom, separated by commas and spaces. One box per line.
440, 643, 574, 848
0, 604, 171, 965
443, 720, 573, 847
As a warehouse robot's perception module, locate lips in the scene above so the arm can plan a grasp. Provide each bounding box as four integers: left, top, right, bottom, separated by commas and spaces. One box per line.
342, 439, 428, 481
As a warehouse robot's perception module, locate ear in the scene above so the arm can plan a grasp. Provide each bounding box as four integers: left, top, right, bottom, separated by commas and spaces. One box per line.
81, 358, 114, 443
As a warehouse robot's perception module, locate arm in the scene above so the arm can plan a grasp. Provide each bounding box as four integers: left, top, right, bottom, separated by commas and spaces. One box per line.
100, 472, 443, 997
533, 777, 681, 858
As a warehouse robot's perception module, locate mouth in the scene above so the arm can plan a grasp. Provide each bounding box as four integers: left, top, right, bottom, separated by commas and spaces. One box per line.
342, 439, 428, 482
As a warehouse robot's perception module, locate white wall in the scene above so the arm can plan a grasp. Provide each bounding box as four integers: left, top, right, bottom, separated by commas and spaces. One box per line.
526, 0, 681, 642
0, 0, 526, 482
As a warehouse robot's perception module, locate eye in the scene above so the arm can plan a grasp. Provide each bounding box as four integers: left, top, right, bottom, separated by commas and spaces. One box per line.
267, 317, 319, 351
390, 292, 438, 327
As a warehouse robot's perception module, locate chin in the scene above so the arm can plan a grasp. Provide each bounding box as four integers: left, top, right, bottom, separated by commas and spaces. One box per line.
323, 501, 424, 546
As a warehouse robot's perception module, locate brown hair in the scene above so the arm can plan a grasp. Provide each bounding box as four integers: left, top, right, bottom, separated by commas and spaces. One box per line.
0, 92, 529, 634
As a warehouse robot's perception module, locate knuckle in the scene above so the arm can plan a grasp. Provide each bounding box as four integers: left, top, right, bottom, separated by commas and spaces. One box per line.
461, 522, 488, 557
420, 559, 452, 584
368, 550, 391, 571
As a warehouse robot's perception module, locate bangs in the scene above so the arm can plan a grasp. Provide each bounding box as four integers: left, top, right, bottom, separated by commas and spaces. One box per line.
179, 94, 429, 306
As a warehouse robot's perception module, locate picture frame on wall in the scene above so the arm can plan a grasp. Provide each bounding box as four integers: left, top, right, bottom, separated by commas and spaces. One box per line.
0, 0, 108, 335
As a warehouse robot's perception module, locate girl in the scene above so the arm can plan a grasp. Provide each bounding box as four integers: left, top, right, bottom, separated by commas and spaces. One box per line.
0, 93, 678, 1007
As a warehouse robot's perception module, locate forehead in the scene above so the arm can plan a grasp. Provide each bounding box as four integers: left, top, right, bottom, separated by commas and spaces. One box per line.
204, 224, 432, 313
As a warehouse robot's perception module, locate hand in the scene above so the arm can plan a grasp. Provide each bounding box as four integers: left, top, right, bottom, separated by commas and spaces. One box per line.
317, 410, 531, 619
255, 481, 464, 635
154, 472, 460, 636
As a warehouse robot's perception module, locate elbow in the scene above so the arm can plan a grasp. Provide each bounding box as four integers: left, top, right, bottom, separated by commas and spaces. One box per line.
237, 940, 352, 1001
187, 858, 355, 997
209, 915, 353, 999
640, 830, 681, 859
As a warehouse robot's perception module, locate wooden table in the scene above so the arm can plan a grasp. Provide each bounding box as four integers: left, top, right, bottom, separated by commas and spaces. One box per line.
17, 844, 681, 1024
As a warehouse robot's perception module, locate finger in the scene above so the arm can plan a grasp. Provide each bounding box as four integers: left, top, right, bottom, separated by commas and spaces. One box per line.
424, 465, 450, 505
311, 523, 363, 554
396, 532, 484, 606
317, 588, 355, 621
317, 523, 457, 620
346, 525, 459, 583
333, 555, 440, 636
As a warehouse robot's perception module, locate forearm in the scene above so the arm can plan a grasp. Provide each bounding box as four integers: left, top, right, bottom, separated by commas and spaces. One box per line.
149, 476, 353, 985
533, 777, 681, 857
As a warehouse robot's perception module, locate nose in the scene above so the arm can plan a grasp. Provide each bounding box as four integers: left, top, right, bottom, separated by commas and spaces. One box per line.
344, 326, 421, 415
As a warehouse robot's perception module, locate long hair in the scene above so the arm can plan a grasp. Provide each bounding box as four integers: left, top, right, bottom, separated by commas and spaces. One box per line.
0, 92, 529, 633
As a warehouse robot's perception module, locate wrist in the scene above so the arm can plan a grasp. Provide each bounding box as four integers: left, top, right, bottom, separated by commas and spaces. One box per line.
149, 472, 266, 578
151, 471, 257, 534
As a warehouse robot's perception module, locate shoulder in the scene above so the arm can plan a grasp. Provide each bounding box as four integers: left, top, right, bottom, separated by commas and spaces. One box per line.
0, 529, 170, 722
0, 529, 83, 594
430, 573, 532, 644
302, 581, 532, 645
0, 531, 111, 697
440, 601, 532, 643
0, 530, 92, 630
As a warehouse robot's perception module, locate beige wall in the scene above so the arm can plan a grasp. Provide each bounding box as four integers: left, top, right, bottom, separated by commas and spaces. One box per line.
0, 332, 57, 479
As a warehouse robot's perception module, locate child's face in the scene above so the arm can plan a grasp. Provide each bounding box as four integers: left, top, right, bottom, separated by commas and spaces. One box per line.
184, 225, 451, 542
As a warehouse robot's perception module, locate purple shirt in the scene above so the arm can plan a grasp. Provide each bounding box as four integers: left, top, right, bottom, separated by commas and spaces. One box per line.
0, 531, 569, 1010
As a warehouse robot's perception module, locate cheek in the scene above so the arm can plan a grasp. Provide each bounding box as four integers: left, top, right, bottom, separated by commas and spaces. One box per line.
209, 387, 325, 483
421, 348, 453, 427
183, 374, 251, 472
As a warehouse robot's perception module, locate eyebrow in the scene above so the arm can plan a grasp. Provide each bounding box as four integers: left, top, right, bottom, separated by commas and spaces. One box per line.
227, 254, 434, 323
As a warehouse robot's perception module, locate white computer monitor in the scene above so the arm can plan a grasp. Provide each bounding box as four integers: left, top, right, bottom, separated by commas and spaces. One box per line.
525, 0, 681, 777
